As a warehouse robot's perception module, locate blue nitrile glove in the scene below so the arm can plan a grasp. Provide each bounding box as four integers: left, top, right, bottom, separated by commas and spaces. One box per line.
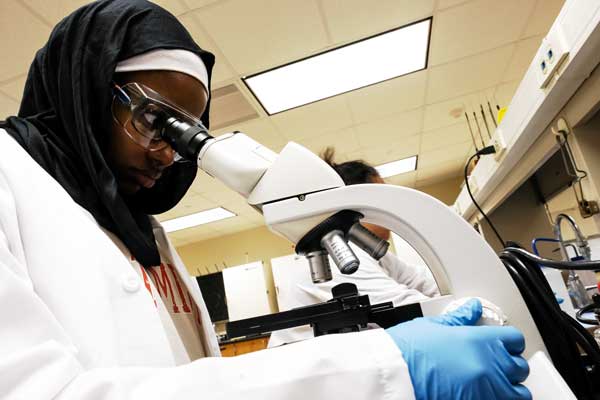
386, 299, 531, 400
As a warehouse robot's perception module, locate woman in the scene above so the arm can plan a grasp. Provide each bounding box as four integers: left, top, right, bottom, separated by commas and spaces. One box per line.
0, 1, 530, 399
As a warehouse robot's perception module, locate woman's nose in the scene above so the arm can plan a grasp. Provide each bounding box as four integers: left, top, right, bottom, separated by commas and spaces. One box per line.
148, 143, 176, 168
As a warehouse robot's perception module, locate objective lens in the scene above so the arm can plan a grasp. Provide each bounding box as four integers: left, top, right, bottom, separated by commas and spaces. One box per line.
320, 230, 359, 275
347, 223, 389, 260
306, 250, 332, 283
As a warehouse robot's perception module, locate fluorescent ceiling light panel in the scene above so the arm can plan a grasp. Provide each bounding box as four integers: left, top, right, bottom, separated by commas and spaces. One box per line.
244, 18, 431, 115
162, 207, 236, 233
376, 156, 418, 178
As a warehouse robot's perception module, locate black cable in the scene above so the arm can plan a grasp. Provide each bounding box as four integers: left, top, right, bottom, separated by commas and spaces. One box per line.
576, 304, 599, 325
505, 247, 600, 270
464, 147, 506, 247
500, 247, 600, 398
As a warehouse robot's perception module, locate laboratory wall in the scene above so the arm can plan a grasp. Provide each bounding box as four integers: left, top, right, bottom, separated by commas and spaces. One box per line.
480, 180, 555, 255
177, 225, 294, 313
417, 176, 462, 205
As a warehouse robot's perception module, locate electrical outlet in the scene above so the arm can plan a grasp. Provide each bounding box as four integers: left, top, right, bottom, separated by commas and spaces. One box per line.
492, 129, 507, 161
536, 29, 569, 89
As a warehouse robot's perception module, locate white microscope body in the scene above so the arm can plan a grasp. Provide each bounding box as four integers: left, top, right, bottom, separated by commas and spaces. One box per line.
189, 131, 575, 399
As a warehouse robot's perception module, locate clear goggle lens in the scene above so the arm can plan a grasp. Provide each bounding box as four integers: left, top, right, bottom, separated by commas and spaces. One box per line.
112, 82, 202, 159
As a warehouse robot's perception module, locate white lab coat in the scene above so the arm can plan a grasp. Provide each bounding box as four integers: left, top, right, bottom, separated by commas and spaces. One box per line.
269, 245, 440, 347
0, 130, 416, 400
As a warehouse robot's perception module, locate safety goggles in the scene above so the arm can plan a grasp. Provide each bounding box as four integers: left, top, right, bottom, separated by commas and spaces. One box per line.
111, 82, 202, 158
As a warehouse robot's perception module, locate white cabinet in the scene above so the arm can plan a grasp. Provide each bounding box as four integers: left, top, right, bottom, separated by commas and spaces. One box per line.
270, 254, 315, 312
222, 262, 271, 321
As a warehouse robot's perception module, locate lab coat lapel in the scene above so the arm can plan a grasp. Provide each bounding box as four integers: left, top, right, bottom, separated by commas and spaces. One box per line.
151, 219, 222, 357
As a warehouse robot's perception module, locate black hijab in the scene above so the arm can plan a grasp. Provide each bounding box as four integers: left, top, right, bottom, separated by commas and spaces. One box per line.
1, 0, 214, 267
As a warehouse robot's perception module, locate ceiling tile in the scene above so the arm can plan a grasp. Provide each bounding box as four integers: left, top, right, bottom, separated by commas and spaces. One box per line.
201, 190, 256, 216
178, 13, 237, 85
152, 0, 189, 17
0, 1, 51, 81
162, 193, 219, 220
345, 70, 427, 124
429, 0, 536, 66
167, 223, 221, 245
421, 122, 472, 152
423, 95, 469, 132
359, 135, 421, 166
181, 0, 220, 10
297, 127, 360, 157
418, 141, 471, 169
355, 107, 423, 148
243, 212, 266, 225
20, 0, 90, 24
213, 117, 288, 152
426, 44, 515, 104
521, 0, 565, 38
188, 172, 230, 196
0, 93, 20, 118
209, 215, 256, 234
0, 75, 27, 102
493, 80, 520, 109
437, 0, 472, 10
193, 0, 328, 75
502, 35, 542, 82
271, 95, 353, 141
424, 84, 509, 133
385, 170, 417, 187
342, 149, 366, 163
321, 0, 434, 44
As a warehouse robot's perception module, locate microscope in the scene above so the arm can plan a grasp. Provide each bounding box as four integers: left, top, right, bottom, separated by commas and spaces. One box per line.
163, 118, 579, 399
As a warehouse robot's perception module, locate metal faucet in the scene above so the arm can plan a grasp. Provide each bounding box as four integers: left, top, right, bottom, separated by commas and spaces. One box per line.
553, 213, 592, 261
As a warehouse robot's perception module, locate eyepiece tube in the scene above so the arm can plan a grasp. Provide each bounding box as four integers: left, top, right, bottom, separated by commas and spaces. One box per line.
320, 230, 359, 275
162, 117, 213, 161
306, 250, 333, 283
347, 223, 389, 260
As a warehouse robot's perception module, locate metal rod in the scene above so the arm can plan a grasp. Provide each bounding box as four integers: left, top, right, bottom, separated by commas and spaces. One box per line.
465, 112, 481, 151
487, 101, 498, 128
473, 111, 486, 146
480, 104, 492, 139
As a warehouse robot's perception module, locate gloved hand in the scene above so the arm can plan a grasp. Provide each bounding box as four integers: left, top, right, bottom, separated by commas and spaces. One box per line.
386, 298, 531, 400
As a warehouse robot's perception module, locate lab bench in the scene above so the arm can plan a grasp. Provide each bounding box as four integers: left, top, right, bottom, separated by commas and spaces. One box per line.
218, 334, 270, 357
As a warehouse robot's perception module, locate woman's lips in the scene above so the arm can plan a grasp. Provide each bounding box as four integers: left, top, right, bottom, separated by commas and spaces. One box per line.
132, 170, 157, 189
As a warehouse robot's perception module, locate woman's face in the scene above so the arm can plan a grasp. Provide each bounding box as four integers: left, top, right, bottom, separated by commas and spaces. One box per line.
107, 70, 208, 195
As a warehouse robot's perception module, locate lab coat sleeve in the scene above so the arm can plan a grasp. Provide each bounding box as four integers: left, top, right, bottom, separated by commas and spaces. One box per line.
0, 176, 416, 400
56, 330, 415, 400
379, 253, 441, 297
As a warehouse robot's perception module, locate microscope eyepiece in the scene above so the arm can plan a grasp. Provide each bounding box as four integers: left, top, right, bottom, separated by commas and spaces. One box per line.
162, 117, 213, 161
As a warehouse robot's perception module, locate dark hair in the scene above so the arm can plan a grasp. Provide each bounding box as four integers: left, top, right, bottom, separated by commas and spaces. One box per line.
321, 147, 380, 185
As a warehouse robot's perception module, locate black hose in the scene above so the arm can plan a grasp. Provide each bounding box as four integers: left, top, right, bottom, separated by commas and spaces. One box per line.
505, 247, 600, 270
500, 247, 600, 399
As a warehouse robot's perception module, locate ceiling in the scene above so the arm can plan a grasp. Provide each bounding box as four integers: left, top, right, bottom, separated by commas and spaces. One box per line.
0, 0, 565, 246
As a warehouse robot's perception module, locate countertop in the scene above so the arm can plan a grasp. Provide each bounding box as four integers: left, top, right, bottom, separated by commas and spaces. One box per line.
218, 332, 271, 345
